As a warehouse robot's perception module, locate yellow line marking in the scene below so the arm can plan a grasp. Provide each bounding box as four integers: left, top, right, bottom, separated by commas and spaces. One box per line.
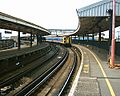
83, 64, 89, 73
88, 49, 116, 96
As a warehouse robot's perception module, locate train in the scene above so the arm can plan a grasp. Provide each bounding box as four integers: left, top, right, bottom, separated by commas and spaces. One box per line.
62, 36, 72, 47
45, 36, 72, 47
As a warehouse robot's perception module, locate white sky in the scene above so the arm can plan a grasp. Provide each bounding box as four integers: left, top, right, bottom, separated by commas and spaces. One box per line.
0, 0, 120, 39
0, 0, 102, 29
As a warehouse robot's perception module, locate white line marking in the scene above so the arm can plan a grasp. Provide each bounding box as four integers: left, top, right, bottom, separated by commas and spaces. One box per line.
68, 45, 84, 96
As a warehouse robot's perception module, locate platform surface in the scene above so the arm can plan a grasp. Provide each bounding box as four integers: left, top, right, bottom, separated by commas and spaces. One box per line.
69, 45, 120, 96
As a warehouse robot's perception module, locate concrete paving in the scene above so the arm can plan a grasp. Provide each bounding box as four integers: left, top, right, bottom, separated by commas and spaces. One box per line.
69, 45, 120, 96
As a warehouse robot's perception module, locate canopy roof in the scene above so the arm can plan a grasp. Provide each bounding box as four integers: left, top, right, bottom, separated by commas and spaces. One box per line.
0, 12, 50, 35
74, 0, 120, 35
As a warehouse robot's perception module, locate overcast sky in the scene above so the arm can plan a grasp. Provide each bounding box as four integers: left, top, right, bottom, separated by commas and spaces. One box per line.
0, 0, 102, 30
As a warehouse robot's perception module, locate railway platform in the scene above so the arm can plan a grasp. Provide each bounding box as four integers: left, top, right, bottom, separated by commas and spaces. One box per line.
69, 45, 120, 96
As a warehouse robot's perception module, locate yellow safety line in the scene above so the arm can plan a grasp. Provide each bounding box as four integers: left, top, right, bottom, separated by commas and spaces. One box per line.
88, 49, 116, 96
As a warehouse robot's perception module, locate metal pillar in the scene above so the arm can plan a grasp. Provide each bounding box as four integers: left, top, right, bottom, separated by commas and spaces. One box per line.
18, 31, 20, 49
83, 34, 84, 40
75, 35, 76, 40
111, 0, 116, 67
36, 34, 39, 45
30, 33, 32, 47
108, 9, 113, 46
99, 29, 101, 42
92, 33, 94, 41
78, 35, 80, 43
87, 34, 89, 41
74, 36, 76, 43
39, 35, 42, 43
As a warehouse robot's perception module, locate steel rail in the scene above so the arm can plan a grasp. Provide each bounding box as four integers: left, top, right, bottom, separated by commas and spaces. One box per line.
0, 46, 58, 88
14, 48, 68, 96
57, 48, 77, 96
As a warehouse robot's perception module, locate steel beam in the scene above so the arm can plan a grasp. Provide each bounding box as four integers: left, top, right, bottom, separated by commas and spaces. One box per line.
30, 33, 32, 47
18, 31, 20, 49
99, 28, 101, 42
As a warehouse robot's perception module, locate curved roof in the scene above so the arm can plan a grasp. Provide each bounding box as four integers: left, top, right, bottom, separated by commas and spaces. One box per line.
0, 12, 50, 35
74, 0, 120, 35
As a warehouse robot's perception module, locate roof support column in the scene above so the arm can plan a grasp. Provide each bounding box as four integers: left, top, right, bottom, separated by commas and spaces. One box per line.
108, 9, 113, 46
74, 36, 77, 43
78, 35, 80, 44
75, 35, 77, 39
30, 33, 32, 47
18, 31, 20, 49
39, 35, 42, 43
36, 34, 39, 45
99, 28, 101, 42
92, 33, 94, 41
83, 34, 84, 40
110, 0, 116, 68
87, 34, 89, 41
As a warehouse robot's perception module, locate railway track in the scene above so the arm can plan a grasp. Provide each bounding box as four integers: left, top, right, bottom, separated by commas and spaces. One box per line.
0, 45, 66, 95
0, 45, 58, 86
14, 48, 68, 96
33, 46, 82, 96
1, 44, 82, 96
15, 46, 81, 96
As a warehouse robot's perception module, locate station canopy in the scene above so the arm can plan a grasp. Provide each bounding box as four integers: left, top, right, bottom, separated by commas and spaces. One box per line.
74, 0, 120, 35
0, 12, 50, 35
